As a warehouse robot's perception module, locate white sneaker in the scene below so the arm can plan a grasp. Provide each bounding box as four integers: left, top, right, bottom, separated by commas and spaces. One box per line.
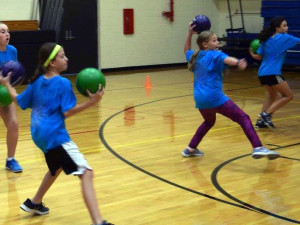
252, 146, 280, 160
182, 148, 204, 157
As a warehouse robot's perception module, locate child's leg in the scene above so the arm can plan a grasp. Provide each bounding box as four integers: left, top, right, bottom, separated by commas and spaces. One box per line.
188, 108, 216, 149
0, 104, 19, 158
217, 100, 262, 148
266, 81, 293, 113
261, 85, 278, 113
20, 168, 62, 215
79, 169, 103, 225
32, 168, 62, 203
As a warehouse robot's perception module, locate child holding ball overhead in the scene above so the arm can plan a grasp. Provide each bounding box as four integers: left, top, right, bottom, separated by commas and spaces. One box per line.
182, 23, 280, 160
0, 42, 112, 225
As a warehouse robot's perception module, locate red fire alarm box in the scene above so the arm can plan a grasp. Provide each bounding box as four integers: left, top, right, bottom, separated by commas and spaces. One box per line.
123, 9, 134, 34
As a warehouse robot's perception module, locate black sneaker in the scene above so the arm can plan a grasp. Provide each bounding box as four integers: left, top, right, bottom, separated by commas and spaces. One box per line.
20, 198, 49, 215
254, 119, 267, 129
259, 112, 275, 129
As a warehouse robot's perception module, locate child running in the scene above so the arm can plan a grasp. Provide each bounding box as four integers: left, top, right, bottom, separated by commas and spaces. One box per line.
249, 16, 300, 129
0, 42, 113, 225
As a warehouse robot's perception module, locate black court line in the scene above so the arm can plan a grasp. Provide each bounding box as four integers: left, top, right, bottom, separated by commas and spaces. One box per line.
211, 145, 300, 224
266, 144, 282, 148
99, 97, 256, 212
280, 155, 300, 161
99, 95, 300, 224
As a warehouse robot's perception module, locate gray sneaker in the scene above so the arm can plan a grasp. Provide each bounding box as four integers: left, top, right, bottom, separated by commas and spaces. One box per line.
259, 112, 275, 129
255, 119, 267, 129
252, 147, 280, 160
182, 148, 204, 157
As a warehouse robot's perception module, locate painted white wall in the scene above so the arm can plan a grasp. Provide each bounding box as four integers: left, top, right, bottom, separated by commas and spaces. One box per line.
98, 0, 262, 69
98, 0, 222, 68
0, 0, 39, 20
214, 0, 263, 36
1, 0, 263, 69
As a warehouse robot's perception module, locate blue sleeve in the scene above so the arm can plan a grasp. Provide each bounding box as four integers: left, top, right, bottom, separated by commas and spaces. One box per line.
278, 34, 300, 52
8, 45, 17, 61
214, 51, 228, 69
13, 47, 18, 61
186, 49, 195, 62
16, 84, 34, 110
0, 45, 18, 67
60, 79, 76, 113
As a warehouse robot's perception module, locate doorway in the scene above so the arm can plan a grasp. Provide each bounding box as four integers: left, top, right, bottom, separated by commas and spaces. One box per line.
39, 0, 98, 74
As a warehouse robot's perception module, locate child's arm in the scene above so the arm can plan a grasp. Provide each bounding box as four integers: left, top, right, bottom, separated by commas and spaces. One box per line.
224, 57, 247, 70
249, 48, 262, 60
64, 85, 104, 118
0, 72, 19, 104
184, 23, 196, 54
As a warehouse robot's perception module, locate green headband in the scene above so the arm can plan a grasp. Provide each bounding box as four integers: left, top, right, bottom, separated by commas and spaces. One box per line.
43, 44, 62, 67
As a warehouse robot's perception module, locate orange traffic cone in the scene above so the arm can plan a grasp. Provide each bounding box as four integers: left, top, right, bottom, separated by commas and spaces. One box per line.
145, 87, 151, 98
145, 75, 152, 88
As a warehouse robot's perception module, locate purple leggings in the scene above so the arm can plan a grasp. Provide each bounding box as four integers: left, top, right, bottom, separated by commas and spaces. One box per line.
188, 100, 262, 149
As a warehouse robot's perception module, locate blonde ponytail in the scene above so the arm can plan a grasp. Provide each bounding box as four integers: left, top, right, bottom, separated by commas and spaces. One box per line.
188, 30, 215, 72
188, 50, 200, 71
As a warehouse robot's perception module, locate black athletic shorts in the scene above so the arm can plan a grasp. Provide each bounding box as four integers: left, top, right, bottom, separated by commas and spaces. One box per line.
258, 75, 285, 86
45, 141, 91, 176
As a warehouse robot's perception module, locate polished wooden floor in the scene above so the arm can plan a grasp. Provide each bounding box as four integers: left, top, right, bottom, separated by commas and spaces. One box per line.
1, 67, 300, 225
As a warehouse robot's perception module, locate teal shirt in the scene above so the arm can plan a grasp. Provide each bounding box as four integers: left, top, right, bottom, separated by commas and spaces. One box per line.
16, 75, 76, 153
257, 33, 300, 76
186, 50, 229, 109
0, 45, 17, 67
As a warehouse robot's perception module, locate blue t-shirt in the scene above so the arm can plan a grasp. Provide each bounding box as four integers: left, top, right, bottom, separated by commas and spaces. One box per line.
0, 45, 18, 67
16, 75, 76, 153
257, 33, 300, 76
186, 50, 229, 109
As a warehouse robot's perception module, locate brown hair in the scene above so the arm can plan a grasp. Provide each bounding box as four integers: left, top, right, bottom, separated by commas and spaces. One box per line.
29, 42, 57, 83
259, 16, 286, 42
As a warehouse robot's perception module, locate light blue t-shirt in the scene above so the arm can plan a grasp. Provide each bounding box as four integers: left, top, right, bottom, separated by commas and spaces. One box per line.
257, 33, 300, 76
186, 49, 229, 109
0, 45, 18, 67
16, 75, 76, 153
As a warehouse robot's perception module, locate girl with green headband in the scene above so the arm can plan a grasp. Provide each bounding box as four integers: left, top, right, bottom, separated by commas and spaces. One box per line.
0, 42, 112, 225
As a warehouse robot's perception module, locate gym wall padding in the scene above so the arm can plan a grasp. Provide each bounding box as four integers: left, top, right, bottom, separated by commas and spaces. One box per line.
10, 30, 56, 79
